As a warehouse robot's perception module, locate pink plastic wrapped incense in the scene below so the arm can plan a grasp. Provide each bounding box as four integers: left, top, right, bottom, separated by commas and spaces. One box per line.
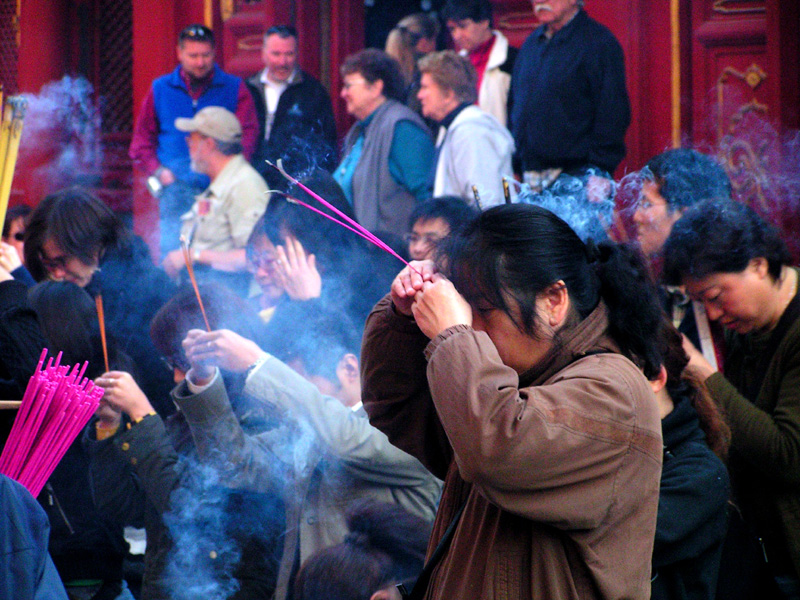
0, 349, 104, 497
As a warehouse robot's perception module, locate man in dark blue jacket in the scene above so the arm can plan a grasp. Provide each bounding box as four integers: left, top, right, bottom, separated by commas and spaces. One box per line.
508, 0, 630, 190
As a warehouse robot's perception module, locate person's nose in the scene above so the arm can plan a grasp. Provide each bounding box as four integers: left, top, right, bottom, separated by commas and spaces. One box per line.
705, 303, 723, 321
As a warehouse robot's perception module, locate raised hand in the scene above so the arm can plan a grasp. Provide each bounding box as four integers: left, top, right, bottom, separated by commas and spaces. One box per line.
390, 260, 439, 317
411, 279, 473, 339
275, 235, 322, 300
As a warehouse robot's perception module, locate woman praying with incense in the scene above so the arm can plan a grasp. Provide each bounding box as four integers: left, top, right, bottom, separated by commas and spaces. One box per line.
360, 204, 666, 599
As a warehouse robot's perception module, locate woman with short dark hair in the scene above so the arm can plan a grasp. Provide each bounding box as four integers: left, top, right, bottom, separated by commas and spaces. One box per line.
361, 203, 666, 599
334, 49, 434, 237
663, 199, 800, 596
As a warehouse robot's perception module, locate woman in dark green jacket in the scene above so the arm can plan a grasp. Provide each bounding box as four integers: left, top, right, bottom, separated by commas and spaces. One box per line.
663, 199, 800, 598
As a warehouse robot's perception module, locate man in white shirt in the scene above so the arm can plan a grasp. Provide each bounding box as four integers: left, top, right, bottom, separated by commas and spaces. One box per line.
162, 106, 270, 296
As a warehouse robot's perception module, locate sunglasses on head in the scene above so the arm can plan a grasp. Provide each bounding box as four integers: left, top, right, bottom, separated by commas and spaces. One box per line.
180, 25, 214, 42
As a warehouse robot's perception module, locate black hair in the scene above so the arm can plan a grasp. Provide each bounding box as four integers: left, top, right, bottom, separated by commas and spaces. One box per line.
293, 500, 431, 600
263, 169, 356, 274
263, 302, 362, 382
24, 187, 131, 283
28, 281, 134, 380
265, 25, 298, 40
441, 204, 663, 379
643, 149, 731, 212
441, 0, 493, 26
662, 199, 791, 286
179, 24, 215, 47
656, 319, 731, 460
2, 204, 31, 238
150, 283, 267, 372
409, 196, 477, 234
340, 49, 407, 102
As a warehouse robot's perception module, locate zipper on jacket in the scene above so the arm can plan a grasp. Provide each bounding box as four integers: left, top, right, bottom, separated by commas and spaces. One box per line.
46, 482, 75, 535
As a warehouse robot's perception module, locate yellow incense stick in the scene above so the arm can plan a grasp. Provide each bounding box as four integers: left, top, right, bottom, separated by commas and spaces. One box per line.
0, 98, 26, 233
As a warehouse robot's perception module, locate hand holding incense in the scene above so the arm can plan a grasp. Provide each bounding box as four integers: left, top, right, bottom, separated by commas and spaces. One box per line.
179, 236, 211, 331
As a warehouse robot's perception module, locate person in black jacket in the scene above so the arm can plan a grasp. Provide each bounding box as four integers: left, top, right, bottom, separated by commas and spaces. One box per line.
508, 1, 630, 187
247, 25, 338, 188
24, 187, 177, 416
28, 281, 135, 600
649, 322, 731, 600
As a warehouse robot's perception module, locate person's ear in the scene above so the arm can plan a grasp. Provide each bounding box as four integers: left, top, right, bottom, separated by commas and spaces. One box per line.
749, 257, 769, 279
649, 364, 668, 394
337, 353, 359, 385
373, 78, 385, 97
542, 280, 570, 328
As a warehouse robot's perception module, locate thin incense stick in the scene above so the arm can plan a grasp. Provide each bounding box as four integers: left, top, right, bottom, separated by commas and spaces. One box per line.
471, 185, 483, 211
0, 351, 103, 496
180, 236, 211, 331
266, 161, 422, 276
502, 178, 511, 205
95, 295, 109, 372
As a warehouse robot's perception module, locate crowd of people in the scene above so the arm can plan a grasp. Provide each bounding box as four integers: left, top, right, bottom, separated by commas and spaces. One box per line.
0, 1, 798, 599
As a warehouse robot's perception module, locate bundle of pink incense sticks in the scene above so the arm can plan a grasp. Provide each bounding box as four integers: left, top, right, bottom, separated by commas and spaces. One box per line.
0, 348, 104, 497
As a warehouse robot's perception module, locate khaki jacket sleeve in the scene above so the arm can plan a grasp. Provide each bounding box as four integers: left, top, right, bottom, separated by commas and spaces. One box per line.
426, 325, 662, 529
245, 356, 436, 487
173, 376, 290, 495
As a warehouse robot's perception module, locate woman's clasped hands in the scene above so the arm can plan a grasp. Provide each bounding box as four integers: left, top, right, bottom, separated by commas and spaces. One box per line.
390, 260, 472, 339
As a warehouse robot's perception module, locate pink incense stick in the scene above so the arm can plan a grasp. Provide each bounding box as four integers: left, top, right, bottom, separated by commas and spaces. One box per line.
266, 160, 423, 277
0, 350, 103, 497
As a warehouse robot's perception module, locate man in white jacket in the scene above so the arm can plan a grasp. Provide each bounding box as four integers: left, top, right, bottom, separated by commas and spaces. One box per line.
442, 0, 517, 127
417, 51, 515, 208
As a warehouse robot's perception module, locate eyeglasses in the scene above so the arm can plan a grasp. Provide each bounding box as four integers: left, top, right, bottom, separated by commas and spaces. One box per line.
38, 252, 69, 273
161, 352, 191, 373
404, 233, 445, 246
246, 250, 280, 271
180, 25, 214, 43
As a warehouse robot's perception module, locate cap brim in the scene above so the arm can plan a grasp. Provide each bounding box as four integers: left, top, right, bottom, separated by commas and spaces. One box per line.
174, 117, 196, 132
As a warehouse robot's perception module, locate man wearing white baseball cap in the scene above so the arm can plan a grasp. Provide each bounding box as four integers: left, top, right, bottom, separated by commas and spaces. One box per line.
162, 106, 270, 296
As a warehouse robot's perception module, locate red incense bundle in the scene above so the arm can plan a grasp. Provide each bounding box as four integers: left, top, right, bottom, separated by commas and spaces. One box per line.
180, 236, 211, 331
95, 294, 109, 372
0, 349, 104, 497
